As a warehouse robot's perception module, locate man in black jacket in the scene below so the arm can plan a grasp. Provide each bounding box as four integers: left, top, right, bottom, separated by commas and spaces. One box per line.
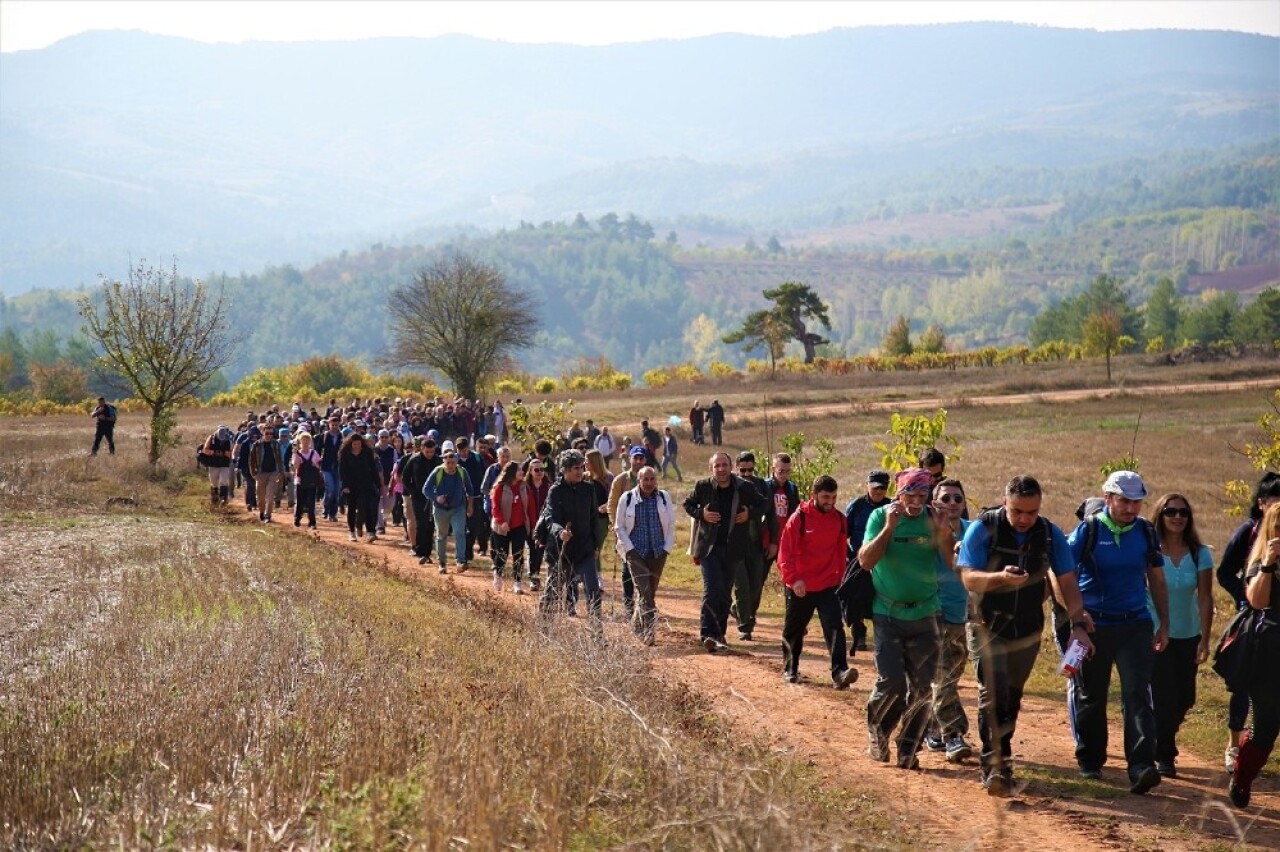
540, 450, 605, 626
683, 451, 767, 652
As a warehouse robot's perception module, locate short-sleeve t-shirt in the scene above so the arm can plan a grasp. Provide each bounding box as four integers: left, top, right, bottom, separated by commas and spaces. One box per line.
864, 505, 940, 621
937, 518, 971, 624
1147, 545, 1213, 639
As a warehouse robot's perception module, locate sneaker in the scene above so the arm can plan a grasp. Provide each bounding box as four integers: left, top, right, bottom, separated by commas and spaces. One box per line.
641, 632, 656, 647
1156, 762, 1177, 779
738, 630, 753, 642
377, 527, 386, 535
529, 577, 541, 591
348, 532, 357, 542
492, 573, 502, 591
983, 769, 1011, 798
367, 533, 377, 543
1079, 768, 1103, 781
1129, 765, 1161, 795
945, 734, 974, 763
702, 636, 718, 653
294, 519, 301, 527
1225, 746, 1239, 774
833, 667, 858, 690
513, 581, 525, 595
438, 564, 448, 575
783, 671, 799, 684
457, 561, 471, 574
855, 637, 869, 652
867, 729, 890, 763
1229, 777, 1252, 808
924, 734, 946, 752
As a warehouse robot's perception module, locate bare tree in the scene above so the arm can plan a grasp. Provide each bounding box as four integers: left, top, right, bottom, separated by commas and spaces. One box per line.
384, 255, 540, 399
79, 259, 235, 464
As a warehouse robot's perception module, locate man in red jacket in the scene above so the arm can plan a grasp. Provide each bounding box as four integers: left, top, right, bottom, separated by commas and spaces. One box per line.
777, 475, 860, 689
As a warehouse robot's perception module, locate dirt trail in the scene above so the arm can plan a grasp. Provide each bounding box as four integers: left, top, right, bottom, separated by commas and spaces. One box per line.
276, 512, 1277, 851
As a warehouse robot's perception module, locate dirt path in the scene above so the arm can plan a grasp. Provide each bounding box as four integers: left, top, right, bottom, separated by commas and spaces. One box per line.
273, 511, 1277, 851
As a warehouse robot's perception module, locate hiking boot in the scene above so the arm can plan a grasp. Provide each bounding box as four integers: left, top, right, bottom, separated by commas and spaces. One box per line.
897, 753, 921, 770
924, 734, 946, 752
513, 581, 526, 595
783, 671, 799, 684
702, 636, 718, 653
529, 577, 541, 592
833, 667, 858, 690
1156, 761, 1177, 778
492, 572, 502, 592
1129, 765, 1161, 795
1079, 767, 1103, 781
1225, 746, 1239, 774
855, 637, 869, 652
1229, 777, 1251, 808
983, 769, 1011, 798
945, 734, 974, 763
867, 729, 890, 763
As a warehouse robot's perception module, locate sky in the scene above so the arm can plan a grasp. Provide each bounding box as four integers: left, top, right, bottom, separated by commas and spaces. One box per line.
2, 0, 1277, 53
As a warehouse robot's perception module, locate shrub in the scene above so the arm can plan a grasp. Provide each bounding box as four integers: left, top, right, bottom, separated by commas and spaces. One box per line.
642, 368, 670, 388
494, 378, 524, 396
533, 377, 557, 394
604, 372, 632, 391
709, 361, 738, 378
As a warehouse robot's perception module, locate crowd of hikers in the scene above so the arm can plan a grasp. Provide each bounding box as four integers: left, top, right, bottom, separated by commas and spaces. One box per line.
183, 394, 1277, 811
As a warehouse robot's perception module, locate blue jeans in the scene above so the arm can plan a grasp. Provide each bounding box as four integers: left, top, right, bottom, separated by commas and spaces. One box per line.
433, 504, 468, 567
322, 470, 340, 518
1071, 619, 1157, 776
540, 550, 601, 620
699, 550, 741, 641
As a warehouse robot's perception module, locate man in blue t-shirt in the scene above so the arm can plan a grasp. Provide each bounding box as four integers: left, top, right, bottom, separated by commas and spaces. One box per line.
1067, 470, 1169, 795
958, 474, 1092, 797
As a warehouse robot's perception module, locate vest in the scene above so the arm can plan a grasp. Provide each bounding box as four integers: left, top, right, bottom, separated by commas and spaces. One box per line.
976, 508, 1052, 640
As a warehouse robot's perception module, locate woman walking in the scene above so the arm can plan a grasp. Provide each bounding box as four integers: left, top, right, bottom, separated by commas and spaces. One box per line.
338, 432, 382, 542
490, 461, 531, 593
292, 431, 322, 529
1148, 493, 1214, 778
1229, 502, 1280, 808
524, 459, 552, 592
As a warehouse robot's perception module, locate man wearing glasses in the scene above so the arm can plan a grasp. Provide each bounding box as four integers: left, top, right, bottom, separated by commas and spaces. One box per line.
840, 470, 892, 651
424, 448, 475, 573
248, 425, 285, 523
731, 452, 777, 642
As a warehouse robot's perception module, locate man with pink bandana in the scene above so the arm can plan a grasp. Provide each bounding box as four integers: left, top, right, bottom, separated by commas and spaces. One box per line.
858, 467, 954, 768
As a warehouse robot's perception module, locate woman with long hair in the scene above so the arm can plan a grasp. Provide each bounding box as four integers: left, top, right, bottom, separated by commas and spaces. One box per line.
523, 458, 552, 592
1217, 472, 1280, 771
389, 432, 407, 535
1147, 493, 1214, 778
338, 432, 382, 542
490, 461, 531, 594
1229, 502, 1280, 808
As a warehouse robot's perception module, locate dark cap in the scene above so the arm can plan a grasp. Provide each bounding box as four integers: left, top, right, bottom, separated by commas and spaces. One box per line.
867, 469, 890, 488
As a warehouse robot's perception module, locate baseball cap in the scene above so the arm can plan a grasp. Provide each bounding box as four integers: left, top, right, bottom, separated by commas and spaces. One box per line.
441, 440, 456, 452
867, 469, 890, 488
1102, 470, 1147, 500
629, 446, 647, 458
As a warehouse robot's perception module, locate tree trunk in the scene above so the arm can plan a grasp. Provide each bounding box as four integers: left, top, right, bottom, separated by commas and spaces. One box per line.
149, 404, 164, 466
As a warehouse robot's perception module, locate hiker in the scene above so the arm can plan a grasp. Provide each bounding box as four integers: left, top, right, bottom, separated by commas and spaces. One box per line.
90, 397, 117, 455
776, 475, 858, 689
201, 425, 234, 505
423, 445, 475, 572
539, 450, 605, 628
922, 478, 974, 765
292, 431, 322, 529
842, 469, 892, 652
338, 431, 382, 543
614, 465, 676, 645
490, 460, 532, 594
731, 451, 777, 642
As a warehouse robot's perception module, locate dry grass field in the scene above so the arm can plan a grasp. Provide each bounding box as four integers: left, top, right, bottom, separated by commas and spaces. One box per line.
1, 358, 1277, 849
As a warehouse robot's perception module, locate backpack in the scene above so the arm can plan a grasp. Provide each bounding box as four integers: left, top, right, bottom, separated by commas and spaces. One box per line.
1077, 512, 1160, 570
104, 404, 118, 423
196, 443, 210, 467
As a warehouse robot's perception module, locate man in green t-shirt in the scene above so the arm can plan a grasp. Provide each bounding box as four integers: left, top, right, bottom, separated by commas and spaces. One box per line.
859, 467, 953, 768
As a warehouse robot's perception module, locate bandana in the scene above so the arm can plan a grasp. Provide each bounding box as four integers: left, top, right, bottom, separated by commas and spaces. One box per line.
895, 468, 934, 495
1098, 510, 1135, 546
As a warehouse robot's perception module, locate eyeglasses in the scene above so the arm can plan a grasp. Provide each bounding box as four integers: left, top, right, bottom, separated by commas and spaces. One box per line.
738, 467, 755, 474
530, 467, 544, 472
936, 494, 963, 504
1161, 506, 1190, 518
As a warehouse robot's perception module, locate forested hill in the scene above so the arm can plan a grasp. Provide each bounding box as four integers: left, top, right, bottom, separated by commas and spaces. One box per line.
1, 23, 1276, 294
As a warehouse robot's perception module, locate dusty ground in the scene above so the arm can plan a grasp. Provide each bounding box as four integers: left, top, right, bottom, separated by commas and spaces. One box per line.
276, 512, 1278, 852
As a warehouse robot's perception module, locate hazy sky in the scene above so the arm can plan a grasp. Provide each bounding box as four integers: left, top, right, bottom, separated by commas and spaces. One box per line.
2, 0, 1277, 53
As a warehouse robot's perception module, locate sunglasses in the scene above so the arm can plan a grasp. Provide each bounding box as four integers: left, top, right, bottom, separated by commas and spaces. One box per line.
1161, 506, 1191, 518
936, 494, 963, 504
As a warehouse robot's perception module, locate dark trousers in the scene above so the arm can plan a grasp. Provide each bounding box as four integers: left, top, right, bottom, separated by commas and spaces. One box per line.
1152, 635, 1200, 766
1235, 674, 1280, 787
732, 546, 768, 635
969, 624, 1040, 772
410, 496, 432, 558
699, 550, 740, 642
346, 488, 378, 536
867, 614, 939, 760
781, 586, 847, 679
294, 486, 318, 527
92, 423, 115, 454
1071, 619, 1157, 776
492, 527, 528, 580
527, 544, 544, 580
241, 469, 256, 509
540, 551, 601, 621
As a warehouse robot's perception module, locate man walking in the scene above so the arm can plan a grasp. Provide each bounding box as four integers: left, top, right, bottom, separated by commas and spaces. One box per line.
777, 475, 859, 689
248, 425, 285, 523
90, 397, 117, 455
858, 468, 951, 769
731, 452, 777, 642
614, 465, 676, 645
841, 470, 892, 651
319, 416, 344, 521
958, 475, 1093, 796
424, 447, 474, 573
1067, 470, 1168, 795
706, 399, 725, 445
684, 452, 767, 652
540, 450, 605, 629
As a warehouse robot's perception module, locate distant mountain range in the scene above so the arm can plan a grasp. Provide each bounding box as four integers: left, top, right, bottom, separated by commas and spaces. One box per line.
1, 23, 1276, 295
